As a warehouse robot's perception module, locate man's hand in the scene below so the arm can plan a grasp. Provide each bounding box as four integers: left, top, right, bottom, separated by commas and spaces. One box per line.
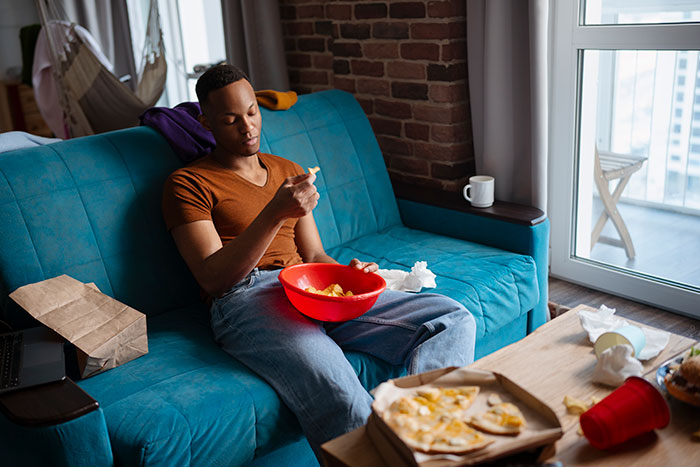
266, 173, 320, 222
349, 258, 378, 273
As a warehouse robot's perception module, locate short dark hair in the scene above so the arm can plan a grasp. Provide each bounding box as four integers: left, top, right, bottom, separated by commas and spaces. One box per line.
195, 63, 250, 105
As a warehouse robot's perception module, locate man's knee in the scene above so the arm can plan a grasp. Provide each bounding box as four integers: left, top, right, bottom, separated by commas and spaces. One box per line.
426, 294, 476, 328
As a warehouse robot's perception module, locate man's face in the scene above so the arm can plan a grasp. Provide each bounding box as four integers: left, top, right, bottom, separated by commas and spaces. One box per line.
200, 79, 261, 157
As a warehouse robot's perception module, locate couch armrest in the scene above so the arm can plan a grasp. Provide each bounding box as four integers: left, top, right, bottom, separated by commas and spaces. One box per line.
0, 379, 113, 466
393, 182, 546, 227
0, 377, 98, 426
394, 183, 550, 333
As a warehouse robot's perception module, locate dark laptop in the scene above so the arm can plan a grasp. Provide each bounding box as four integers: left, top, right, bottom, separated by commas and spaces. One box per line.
0, 326, 66, 394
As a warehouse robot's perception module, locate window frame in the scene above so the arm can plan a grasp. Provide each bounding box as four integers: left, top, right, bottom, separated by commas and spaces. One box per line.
549, 0, 700, 318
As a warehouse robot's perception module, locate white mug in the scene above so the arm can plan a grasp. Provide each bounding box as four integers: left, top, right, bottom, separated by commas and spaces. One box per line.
463, 175, 494, 208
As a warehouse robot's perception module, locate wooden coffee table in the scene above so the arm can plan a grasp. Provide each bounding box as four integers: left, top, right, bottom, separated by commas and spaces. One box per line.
322, 304, 700, 466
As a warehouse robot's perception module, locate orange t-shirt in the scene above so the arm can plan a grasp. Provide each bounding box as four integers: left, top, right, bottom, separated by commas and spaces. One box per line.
162, 152, 304, 270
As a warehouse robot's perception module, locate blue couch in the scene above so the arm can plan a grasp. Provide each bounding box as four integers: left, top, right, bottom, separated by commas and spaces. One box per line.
0, 90, 548, 466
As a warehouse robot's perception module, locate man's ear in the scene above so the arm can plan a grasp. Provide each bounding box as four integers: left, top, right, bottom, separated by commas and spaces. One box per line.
198, 113, 211, 131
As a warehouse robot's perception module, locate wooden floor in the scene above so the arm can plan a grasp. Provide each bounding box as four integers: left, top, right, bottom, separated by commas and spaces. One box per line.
588, 198, 700, 288
549, 276, 700, 341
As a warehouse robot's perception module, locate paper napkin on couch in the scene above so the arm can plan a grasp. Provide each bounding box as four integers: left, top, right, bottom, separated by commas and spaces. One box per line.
376, 261, 437, 293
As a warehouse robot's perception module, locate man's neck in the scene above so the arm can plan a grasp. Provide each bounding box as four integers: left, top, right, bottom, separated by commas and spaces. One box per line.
211, 148, 267, 186
211, 148, 260, 171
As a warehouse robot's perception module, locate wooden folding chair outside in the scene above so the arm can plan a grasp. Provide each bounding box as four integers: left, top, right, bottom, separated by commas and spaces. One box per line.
591, 147, 648, 260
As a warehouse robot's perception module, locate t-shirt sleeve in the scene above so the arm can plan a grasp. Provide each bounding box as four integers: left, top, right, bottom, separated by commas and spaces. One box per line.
162, 171, 213, 231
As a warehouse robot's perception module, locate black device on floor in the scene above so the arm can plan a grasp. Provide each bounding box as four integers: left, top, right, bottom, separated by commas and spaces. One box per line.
0, 327, 65, 394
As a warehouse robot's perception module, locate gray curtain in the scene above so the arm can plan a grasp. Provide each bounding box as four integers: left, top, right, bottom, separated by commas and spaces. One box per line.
220, 0, 289, 91
59, 0, 136, 88
466, 0, 549, 212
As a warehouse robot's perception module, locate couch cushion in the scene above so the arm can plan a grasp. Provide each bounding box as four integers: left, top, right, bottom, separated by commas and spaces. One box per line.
77, 305, 403, 466
328, 226, 539, 341
0, 128, 201, 321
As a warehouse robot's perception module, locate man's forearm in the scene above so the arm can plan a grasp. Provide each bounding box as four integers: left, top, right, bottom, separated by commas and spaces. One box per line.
201, 207, 285, 297
306, 252, 338, 264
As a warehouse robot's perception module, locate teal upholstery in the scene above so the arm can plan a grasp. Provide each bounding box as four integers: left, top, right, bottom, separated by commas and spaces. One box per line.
0, 90, 547, 465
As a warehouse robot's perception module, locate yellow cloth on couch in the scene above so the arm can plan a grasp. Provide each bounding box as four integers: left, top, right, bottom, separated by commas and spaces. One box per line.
255, 90, 298, 110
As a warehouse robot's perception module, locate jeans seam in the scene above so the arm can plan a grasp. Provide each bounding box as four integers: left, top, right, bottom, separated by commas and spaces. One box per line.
408, 320, 435, 374
351, 316, 420, 331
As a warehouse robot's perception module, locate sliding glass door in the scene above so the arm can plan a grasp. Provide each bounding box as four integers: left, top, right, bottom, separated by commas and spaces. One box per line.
550, 0, 700, 318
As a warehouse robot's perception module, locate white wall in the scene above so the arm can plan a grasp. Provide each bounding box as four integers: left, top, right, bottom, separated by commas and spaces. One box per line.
0, 0, 39, 80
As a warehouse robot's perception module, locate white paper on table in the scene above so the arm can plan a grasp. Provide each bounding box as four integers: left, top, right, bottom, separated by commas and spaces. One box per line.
578, 304, 670, 360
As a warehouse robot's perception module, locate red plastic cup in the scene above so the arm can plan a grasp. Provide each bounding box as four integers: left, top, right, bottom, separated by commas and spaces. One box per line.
580, 376, 670, 449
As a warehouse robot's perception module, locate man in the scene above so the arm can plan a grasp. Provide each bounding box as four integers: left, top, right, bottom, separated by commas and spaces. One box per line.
162, 64, 477, 458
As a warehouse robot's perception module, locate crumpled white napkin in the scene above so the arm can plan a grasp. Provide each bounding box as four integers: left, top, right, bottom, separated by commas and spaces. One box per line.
592, 344, 643, 387
376, 261, 436, 293
578, 305, 670, 360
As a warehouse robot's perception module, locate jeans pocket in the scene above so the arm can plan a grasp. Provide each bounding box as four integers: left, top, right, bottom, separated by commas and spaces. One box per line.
217, 270, 258, 301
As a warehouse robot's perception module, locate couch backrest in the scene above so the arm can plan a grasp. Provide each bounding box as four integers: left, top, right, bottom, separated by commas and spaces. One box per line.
258, 90, 400, 249
0, 90, 400, 319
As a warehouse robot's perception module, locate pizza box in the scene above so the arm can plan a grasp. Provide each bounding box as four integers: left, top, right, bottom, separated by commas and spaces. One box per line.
367, 367, 563, 466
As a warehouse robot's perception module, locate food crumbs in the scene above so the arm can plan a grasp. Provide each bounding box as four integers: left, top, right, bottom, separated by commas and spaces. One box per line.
563, 395, 589, 415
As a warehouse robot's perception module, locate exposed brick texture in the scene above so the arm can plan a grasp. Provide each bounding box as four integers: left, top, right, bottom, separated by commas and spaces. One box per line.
279, 0, 474, 193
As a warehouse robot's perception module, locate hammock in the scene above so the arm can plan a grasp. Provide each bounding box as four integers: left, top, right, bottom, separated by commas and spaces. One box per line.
35, 0, 167, 138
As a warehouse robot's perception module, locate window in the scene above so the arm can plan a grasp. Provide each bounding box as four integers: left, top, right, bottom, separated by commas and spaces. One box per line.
584, 1, 700, 25
126, 0, 226, 107
550, 0, 700, 318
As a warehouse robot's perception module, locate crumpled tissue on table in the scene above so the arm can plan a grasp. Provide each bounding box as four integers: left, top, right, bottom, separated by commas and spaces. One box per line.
376, 261, 436, 293
592, 344, 644, 387
578, 304, 670, 361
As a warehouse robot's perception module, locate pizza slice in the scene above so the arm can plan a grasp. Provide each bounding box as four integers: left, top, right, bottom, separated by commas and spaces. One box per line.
382, 386, 490, 454
468, 402, 526, 435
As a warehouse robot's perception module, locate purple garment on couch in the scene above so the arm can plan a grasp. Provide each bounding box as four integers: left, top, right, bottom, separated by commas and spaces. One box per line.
139, 102, 215, 163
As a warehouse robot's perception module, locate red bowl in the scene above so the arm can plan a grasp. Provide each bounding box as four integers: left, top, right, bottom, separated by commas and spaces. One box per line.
278, 263, 386, 322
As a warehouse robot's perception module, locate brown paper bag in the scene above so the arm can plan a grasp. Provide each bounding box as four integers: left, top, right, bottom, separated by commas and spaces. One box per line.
9, 274, 148, 378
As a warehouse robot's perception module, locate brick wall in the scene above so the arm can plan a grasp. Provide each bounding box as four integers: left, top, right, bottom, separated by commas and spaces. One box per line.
279, 0, 474, 193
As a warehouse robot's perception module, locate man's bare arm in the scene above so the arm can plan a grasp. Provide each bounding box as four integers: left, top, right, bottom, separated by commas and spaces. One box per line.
294, 212, 378, 273
171, 172, 319, 297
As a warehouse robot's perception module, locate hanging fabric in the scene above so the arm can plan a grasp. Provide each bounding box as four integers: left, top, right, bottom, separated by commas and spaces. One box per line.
34, 0, 167, 138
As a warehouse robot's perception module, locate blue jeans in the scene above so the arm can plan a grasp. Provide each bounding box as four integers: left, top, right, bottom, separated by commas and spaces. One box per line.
209, 268, 476, 458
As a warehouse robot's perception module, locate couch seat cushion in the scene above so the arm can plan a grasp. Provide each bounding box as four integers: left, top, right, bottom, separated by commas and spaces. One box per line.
77, 304, 402, 466
328, 226, 539, 340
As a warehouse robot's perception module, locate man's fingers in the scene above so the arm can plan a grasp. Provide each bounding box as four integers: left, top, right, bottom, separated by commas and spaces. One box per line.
287, 172, 315, 186
349, 258, 378, 273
